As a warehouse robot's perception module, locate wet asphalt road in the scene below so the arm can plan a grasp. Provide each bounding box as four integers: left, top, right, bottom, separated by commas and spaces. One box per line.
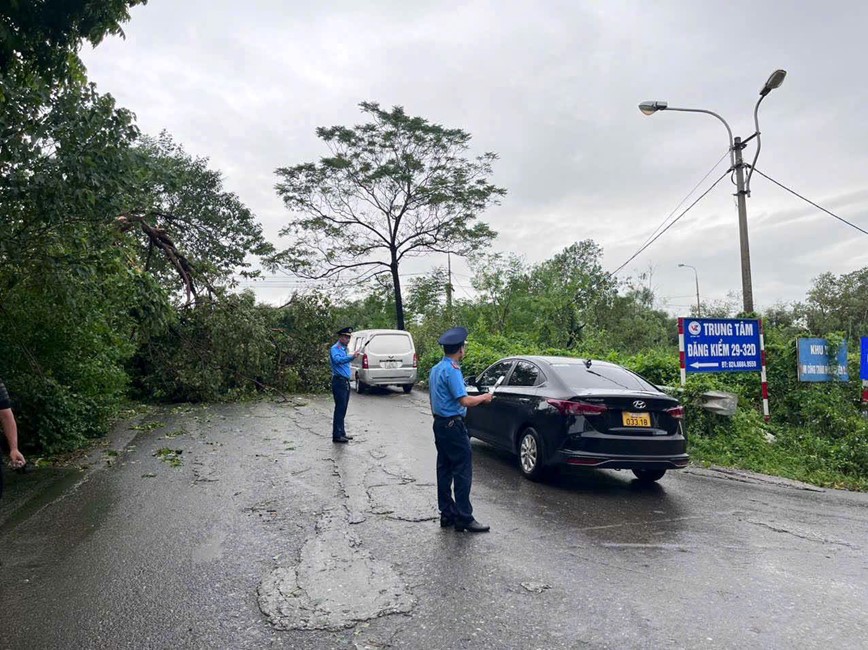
1, 388, 866, 649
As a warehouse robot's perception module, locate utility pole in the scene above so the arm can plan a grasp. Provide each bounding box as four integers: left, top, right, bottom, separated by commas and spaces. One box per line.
733, 137, 754, 313
639, 69, 787, 316
446, 252, 453, 315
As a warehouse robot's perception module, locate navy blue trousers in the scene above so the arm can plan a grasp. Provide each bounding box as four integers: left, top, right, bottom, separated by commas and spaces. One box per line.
331, 376, 350, 439
433, 417, 474, 524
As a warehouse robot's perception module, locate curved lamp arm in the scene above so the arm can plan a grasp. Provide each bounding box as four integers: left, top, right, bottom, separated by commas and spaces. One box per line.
745, 95, 767, 195
665, 107, 735, 166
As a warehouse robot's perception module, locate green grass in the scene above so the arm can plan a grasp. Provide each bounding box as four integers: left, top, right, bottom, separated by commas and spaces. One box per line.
688, 426, 868, 492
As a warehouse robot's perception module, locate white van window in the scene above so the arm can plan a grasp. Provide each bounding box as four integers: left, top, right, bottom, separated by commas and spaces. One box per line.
366, 334, 412, 354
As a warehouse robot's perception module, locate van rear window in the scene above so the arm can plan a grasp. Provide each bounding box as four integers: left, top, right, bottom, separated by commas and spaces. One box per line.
366, 334, 412, 354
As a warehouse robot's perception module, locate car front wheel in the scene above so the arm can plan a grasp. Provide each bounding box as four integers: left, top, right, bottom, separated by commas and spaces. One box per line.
518, 427, 546, 481
632, 468, 667, 483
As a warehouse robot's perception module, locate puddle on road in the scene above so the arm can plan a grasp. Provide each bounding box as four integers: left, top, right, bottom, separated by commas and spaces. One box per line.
0, 467, 84, 531
257, 508, 414, 631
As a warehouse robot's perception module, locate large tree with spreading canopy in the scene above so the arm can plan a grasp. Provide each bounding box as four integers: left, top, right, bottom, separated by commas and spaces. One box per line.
273, 101, 505, 329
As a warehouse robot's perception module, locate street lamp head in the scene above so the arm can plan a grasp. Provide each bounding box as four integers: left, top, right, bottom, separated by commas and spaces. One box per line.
639, 100, 668, 116
760, 69, 787, 96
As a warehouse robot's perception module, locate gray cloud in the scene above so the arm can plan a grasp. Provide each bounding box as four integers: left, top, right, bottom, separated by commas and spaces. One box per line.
81, 0, 868, 312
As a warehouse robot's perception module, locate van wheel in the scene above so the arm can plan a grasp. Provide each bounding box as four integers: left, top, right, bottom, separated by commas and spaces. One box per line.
355, 377, 367, 394
402, 384, 413, 394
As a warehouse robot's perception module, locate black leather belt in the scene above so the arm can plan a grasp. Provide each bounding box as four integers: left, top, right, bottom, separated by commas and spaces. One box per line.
434, 415, 463, 421
332, 375, 350, 381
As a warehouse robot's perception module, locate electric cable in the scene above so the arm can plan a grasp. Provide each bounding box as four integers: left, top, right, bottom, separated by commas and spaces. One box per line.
610, 169, 730, 277
751, 168, 868, 237
636, 148, 732, 254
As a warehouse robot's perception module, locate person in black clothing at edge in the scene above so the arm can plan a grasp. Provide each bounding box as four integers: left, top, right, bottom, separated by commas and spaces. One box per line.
0, 378, 26, 499
429, 327, 493, 533
330, 327, 362, 443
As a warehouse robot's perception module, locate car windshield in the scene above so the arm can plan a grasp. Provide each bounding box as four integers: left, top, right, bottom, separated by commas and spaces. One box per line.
549, 363, 658, 392
366, 334, 412, 354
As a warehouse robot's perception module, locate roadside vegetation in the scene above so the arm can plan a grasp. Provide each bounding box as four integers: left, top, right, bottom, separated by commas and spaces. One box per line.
1, 2, 865, 491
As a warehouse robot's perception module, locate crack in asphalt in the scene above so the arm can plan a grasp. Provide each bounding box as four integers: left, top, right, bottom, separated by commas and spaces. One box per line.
257, 508, 415, 631
257, 401, 417, 630
745, 519, 860, 549
687, 467, 825, 492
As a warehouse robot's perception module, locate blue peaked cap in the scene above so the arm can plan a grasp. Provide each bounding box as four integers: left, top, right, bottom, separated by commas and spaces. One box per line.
438, 326, 468, 346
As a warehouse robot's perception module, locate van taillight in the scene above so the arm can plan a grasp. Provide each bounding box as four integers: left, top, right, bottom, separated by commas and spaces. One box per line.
413, 353, 418, 368
362, 354, 369, 369
546, 399, 607, 416
665, 405, 684, 420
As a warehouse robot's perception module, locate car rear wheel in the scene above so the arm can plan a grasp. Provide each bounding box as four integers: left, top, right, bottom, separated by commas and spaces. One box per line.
355, 377, 367, 394
632, 468, 667, 483
518, 427, 545, 481
402, 384, 413, 394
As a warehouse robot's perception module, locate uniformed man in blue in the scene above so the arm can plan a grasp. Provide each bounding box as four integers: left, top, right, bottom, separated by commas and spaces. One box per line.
330, 327, 361, 443
429, 327, 493, 533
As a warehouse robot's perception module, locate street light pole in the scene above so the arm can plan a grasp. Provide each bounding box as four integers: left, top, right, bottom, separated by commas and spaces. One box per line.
678, 264, 701, 316
732, 137, 753, 313
638, 69, 786, 315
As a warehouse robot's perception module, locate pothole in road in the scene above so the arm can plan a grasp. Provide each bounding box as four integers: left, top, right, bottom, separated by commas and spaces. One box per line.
257, 509, 415, 631
367, 483, 437, 522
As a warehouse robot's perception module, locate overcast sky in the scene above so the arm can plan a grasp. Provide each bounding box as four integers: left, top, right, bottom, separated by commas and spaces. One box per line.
81, 0, 868, 314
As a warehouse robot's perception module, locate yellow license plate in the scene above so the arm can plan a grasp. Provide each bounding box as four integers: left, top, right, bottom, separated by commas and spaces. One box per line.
622, 412, 651, 427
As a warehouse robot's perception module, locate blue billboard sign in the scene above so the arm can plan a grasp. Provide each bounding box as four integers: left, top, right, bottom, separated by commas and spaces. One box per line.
797, 338, 849, 382
682, 318, 762, 374
862, 337, 868, 381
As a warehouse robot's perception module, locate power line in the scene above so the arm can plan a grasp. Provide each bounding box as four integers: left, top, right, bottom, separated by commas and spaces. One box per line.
610, 169, 730, 277
751, 167, 868, 237
635, 148, 732, 254
451, 281, 476, 300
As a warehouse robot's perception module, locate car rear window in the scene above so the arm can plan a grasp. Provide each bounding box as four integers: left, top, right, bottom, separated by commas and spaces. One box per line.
550, 363, 657, 392
365, 334, 413, 354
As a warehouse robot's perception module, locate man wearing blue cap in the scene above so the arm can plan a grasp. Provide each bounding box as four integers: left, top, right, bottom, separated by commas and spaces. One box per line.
330, 327, 361, 443
429, 327, 493, 533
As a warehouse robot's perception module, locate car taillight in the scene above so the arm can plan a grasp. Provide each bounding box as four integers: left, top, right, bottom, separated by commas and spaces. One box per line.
413, 353, 418, 368
362, 354, 369, 369
546, 399, 608, 416
665, 405, 685, 420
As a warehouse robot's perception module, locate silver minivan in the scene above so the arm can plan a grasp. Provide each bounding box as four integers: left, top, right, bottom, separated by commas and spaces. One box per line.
348, 329, 417, 393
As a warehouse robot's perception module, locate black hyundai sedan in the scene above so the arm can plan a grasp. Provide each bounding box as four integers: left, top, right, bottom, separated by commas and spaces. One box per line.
464, 356, 688, 482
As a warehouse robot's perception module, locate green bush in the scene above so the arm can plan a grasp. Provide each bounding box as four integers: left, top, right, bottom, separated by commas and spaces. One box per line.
11, 375, 115, 453
132, 292, 281, 402
0, 258, 137, 453
131, 291, 341, 402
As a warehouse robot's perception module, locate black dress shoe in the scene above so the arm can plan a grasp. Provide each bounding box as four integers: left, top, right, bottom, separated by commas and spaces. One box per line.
439, 516, 454, 528
455, 519, 490, 533
332, 437, 350, 443
343, 435, 354, 440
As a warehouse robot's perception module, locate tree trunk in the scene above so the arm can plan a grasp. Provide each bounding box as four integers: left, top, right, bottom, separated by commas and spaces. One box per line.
391, 262, 405, 330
